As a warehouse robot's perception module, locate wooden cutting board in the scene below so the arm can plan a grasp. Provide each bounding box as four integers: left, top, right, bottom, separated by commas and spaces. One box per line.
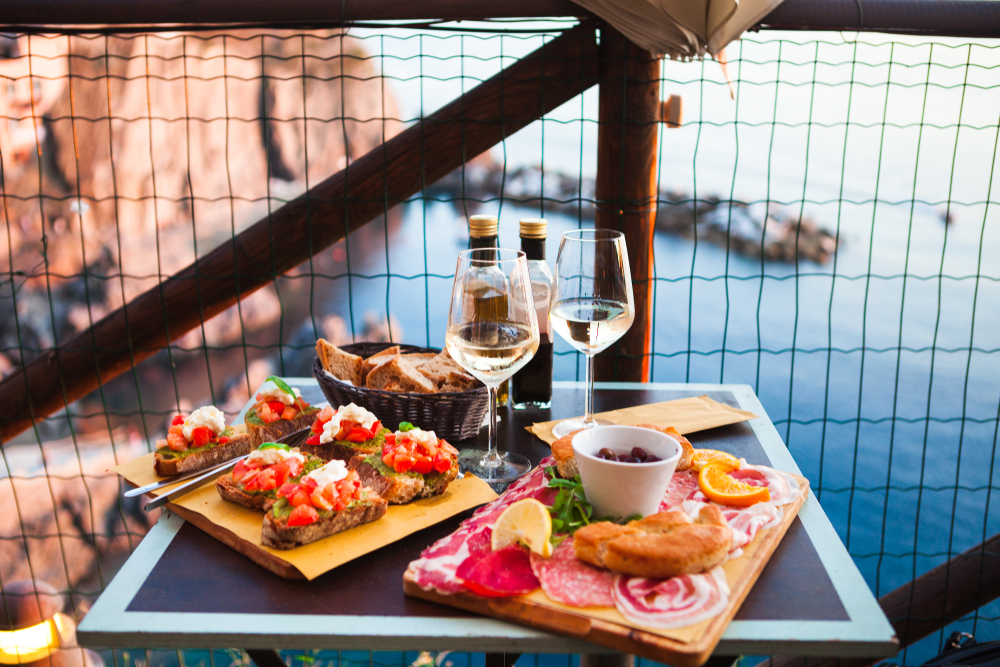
404, 475, 808, 667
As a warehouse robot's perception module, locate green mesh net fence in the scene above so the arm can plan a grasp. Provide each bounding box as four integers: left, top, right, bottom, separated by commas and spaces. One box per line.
0, 22, 997, 667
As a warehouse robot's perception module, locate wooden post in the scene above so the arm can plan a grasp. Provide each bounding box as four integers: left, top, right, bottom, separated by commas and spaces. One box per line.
0, 23, 599, 443
593, 24, 659, 382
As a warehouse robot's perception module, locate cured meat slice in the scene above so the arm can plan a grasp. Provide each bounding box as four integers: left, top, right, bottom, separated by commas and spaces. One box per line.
730, 461, 797, 505
611, 567, 730, 630
407, 459, 556, 594
457, 545, 540, 596
531, 538, 615, 608
659, 469, 700, 511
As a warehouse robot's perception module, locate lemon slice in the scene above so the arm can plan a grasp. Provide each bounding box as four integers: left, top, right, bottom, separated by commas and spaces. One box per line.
690, 448, 740, 472
491, 498, 553, 557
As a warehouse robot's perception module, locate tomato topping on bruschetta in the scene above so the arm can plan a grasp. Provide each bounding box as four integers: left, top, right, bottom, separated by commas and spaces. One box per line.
156, 406, 233, 455
381, 426, 454, 475
304, 403, 385, 448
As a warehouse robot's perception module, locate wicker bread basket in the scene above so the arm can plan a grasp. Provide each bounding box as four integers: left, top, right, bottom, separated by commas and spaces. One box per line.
313, 342, 488, 441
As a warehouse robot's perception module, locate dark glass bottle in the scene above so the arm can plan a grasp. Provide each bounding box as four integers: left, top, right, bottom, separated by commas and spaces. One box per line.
512, 218, 553, 409
467, 215, 510, 406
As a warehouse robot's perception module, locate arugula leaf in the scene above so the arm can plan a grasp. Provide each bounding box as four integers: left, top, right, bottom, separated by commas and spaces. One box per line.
265, 375, 304, 409
541, 466, 643, 548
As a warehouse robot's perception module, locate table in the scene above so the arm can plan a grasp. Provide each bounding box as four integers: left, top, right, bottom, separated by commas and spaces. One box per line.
78, 382, 897, 662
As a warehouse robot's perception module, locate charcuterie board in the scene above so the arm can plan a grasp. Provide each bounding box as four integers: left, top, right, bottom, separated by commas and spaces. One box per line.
404, 470, 808, 667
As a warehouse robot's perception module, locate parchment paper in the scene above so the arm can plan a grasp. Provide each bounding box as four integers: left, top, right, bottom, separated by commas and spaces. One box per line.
114, 453, 498, 580
528, 395, 758, 445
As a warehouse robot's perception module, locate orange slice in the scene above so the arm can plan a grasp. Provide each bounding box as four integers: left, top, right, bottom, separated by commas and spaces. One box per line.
698, 463, 770, 507
690, 448, 740, 472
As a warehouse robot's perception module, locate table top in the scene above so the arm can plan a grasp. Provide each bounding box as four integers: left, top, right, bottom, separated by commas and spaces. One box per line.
78, 381, 897, 658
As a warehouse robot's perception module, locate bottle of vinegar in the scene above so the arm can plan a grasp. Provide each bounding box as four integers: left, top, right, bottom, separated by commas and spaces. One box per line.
512, 218, 553, 409
467, 214, 510, 407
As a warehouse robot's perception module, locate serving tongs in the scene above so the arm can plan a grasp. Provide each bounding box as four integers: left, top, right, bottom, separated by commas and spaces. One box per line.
127, 427, 312, 510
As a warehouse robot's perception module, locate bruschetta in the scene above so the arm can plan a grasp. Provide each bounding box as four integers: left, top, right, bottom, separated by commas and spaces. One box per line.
215, 442, 324, 511
154, 406, 252, 477
348, 424, 459, 504
245, 376, 319, 445
302, 403, 390, 461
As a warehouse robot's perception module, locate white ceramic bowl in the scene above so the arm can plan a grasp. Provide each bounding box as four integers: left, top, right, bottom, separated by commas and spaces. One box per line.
571, 425, 682, 519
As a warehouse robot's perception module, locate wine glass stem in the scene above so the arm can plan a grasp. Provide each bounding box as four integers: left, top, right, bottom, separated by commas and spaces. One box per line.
487, 384, 501, 465
584, 353, 596, 426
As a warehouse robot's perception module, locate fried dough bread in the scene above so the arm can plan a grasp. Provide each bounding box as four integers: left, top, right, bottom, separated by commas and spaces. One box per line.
574, 505, 732, 578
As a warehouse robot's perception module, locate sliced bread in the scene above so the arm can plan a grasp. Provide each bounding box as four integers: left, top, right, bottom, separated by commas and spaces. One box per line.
215, 473, 275, 511
365, 355, 437, 394
316, 339, 363, 386
153, 432, 254, 477
348, 454, 459, 504
261, 496, 387, 549
361, 345, 401, 379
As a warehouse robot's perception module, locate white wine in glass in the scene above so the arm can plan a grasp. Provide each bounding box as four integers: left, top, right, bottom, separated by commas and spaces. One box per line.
549, 229, 635, 439
446, 248, 539, 484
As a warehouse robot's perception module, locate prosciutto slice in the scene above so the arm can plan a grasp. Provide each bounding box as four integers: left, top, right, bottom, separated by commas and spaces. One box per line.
531, 538, 615, 608
681, 499, 782, 557
730, 461, 798, 505
457, 545, 539, 596
612, 567, 730, 630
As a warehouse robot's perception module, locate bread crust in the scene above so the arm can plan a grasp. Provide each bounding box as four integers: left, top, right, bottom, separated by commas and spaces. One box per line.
153, 433, 253, 477
348, 455, 459, 504
261, 498, 387, 549
573, 507, 733, 578
366, 355, 437, 393
304, 440, 380, 463
215, 473, 275, 511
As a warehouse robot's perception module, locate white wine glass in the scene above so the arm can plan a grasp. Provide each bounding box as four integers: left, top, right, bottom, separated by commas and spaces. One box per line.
549, 229, 635, 439
446, 248, 540, 484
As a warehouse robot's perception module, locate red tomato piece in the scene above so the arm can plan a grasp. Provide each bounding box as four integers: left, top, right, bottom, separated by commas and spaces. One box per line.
394, 454, 414, 473
301, 477, 318, 493
278, 483, 298, 499
233, 460, 250, 482
171, 415, 185, 426
287, 504, 319, 527
242, 473, 261, 491
385, 434, 396, 445
290, 488, 311, 506
255, 468, 277, 491
306, 434, 320, 446
412, 457, 433, 475
371, 421, 381, 434
285, 457, 304, 478
167, 433, 188, 451
316, 406, 335, 423
434, 454, 452, 474
271, 461, 291, 487
311, 419, 324, 434
280, 406, 297, 421
191, 427, 212, 447
267, 401, 287, 415
345, 427, 371, 443
259, 404, 280, 424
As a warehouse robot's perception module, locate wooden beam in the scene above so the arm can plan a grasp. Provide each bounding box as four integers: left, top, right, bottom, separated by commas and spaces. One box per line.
0, 22, 599, 443
767, 531, 1000, 667
593, 24, 659, 383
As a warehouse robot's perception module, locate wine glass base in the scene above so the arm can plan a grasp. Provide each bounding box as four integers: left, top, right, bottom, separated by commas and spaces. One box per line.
551, 417, 613, 439
459, 450, 531, 491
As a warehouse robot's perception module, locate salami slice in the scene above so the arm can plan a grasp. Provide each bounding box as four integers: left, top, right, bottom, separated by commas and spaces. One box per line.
531, 538, 615, 608
730, 461, 797, 505
659, 469, 701, 511
611, 567, 730, 630
457, 544, 540, 596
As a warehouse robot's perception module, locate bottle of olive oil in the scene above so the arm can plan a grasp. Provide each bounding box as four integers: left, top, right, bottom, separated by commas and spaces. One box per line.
467, 214, 510, 406
512, 218, 553, 409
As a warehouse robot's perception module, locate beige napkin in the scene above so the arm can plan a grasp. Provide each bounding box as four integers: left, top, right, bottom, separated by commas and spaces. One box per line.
568, 0, 785, 59
528, 395, 758, 445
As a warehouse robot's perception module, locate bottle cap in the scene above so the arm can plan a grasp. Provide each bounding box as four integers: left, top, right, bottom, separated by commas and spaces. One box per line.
468, 215, 499, 238
519, 218, 547, 239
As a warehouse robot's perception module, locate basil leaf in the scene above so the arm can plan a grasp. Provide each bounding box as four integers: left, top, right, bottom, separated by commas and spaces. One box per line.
398, 422, 415, 432
258, 442, 290, 451
265, 376, 297, 398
